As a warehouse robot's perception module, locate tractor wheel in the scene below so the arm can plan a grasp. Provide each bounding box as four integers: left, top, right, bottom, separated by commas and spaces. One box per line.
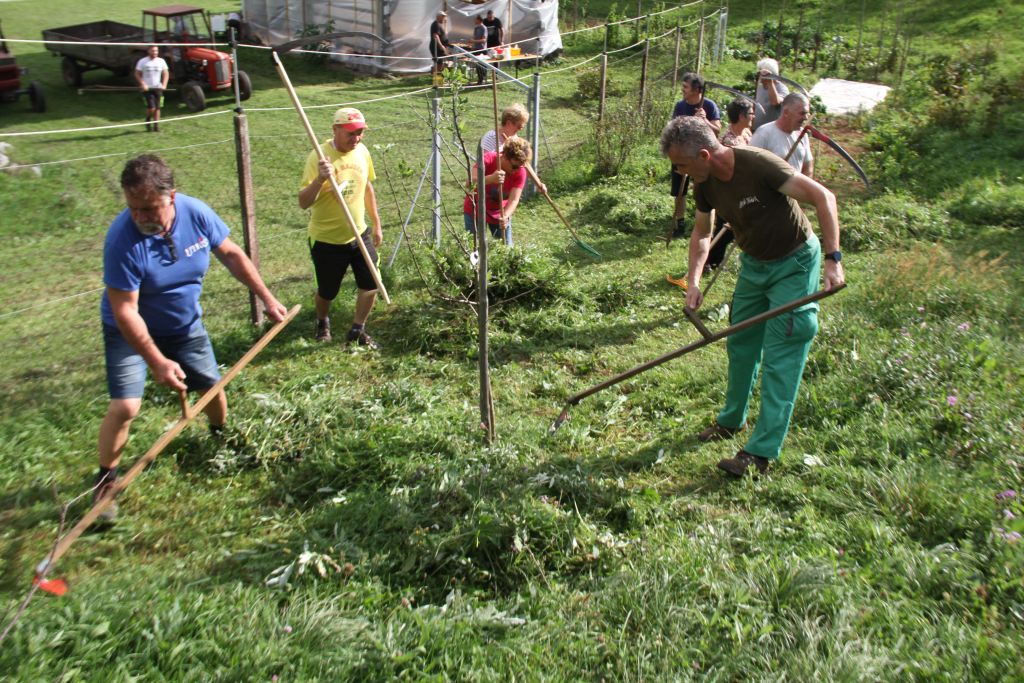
61, 57, 82, 87
28, 82, 46, 113
181, 81, 206, 112
236, 70, 252, 101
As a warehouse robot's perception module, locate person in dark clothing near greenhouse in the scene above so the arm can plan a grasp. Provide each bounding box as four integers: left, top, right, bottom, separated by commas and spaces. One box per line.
669, 72, 721, 239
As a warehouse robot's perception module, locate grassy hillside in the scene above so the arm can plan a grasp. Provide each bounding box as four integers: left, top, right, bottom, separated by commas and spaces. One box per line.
1, 1, 1022, 679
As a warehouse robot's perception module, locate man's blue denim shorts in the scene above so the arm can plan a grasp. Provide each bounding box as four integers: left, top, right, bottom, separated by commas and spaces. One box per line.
103, 323, 221, 399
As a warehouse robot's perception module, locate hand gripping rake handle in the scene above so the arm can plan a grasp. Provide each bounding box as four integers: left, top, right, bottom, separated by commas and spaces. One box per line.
549, 286, 845, 433
35, 305, 301, 580
271, 51, 390, 304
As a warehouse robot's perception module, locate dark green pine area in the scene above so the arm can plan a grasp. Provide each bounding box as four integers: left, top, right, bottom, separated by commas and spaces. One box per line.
1, 0, 1022, 679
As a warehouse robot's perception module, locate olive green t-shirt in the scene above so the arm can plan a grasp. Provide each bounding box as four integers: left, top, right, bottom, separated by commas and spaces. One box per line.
694, 147, 813, 261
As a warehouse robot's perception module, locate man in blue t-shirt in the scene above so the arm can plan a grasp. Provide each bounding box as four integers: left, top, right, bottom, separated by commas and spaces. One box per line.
96, 154, 288, 520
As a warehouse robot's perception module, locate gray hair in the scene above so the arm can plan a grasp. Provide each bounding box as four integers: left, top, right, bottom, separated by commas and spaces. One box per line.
660, 116, 722, 158
756, 57, 779, 75
782, 92, 809, 111
121, 154, 175, 195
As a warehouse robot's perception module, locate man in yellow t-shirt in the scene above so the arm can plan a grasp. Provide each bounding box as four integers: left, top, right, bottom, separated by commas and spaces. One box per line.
298, 108, 384, 348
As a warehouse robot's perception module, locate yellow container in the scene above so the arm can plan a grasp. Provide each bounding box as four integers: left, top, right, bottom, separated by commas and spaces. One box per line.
511, 46, 521, 56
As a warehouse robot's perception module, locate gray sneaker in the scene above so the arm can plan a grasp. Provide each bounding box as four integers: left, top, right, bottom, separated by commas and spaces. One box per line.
93, 474, 119, 521
346, 328, 380, 350
315, 317, 331, 342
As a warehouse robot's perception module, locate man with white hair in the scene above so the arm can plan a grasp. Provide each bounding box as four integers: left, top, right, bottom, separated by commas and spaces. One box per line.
749, 93, 814, 177
753, 57, 789, 130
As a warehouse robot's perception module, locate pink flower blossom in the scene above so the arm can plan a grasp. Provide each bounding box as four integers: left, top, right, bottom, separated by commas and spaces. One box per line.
283, 625, 293, 633
946, 395, 958, 406
957, 322, 970, 331
996, 490, 1017, 500
1002, 509, 1016, 520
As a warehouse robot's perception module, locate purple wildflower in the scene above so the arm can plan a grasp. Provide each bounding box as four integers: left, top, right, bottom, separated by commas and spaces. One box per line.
946, 395, 958, 407
957, 322, 970, 331
1004, 531, 1022, 543
996, 490, 1017, 500
1002, 509, 1016, 520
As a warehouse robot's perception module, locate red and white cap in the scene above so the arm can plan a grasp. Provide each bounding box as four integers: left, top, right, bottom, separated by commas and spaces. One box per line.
333, 107, 367, 131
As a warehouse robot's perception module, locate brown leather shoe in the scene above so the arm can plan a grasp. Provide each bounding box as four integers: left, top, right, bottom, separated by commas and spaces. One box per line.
717, 450, 771, 477
697, 421, 745, 443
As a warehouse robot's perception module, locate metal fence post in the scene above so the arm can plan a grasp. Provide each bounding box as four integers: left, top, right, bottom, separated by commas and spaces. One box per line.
529, 71, 541, 199
696, 14, 705, 74
430, 95, 442, 248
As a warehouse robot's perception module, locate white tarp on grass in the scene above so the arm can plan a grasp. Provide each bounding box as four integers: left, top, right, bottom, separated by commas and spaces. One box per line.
242, 0, 562, 73
810, 78, 891, 115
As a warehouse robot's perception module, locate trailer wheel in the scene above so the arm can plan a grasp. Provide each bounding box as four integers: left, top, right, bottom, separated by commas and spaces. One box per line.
181, 81, 206, 112
28, 82, 46, 113
61, 57, 82, 88
236, 70, 252, 101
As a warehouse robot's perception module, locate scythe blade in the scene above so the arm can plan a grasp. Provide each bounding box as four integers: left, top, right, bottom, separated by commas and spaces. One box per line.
808, 125, 871, 190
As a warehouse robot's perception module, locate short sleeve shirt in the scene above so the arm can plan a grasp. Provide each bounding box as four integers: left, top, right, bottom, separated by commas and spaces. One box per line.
463, 151, 526, 223
749, 121, 813, 173
135, 55, 168, 89
301, 140, 375, 245
429, 21, 449, 54
693, 147, 812, 261
483, 17, 502, 47
671, 98, 721, 122
101, 193, 229, 336
473, 24, 487, 50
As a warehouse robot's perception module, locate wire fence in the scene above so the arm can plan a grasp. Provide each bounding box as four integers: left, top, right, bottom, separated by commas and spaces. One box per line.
0, 1, 726, 333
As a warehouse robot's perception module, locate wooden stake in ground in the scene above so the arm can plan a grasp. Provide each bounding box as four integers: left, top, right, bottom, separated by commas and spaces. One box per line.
270, 51, 391, 304
475, 144, 495, 442
34, 305, 301, 583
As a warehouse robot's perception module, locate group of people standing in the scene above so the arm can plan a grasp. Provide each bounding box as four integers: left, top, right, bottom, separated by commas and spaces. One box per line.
662, 57, 845, 478
90, 50, 846, 521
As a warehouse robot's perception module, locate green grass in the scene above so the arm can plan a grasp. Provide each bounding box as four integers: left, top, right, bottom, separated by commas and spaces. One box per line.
2, 1, 1024, 679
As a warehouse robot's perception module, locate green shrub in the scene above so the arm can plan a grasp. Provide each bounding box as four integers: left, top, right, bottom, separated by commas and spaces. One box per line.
949, 178, 1024, 229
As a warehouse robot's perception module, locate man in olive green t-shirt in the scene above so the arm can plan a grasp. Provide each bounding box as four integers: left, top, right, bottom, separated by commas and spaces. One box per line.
298, 107, 384, 349
660, 116, 846, 477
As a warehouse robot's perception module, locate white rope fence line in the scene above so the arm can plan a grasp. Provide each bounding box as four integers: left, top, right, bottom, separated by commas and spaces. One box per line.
559, 0, 706, 36
3, 139, 233, 170
0, 108, 233, 138
541, 51, 605, 75
245, 85, 434, 112
0, 288, 104, 321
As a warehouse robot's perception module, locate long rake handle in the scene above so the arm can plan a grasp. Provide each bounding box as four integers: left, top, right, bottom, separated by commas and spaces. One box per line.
271, 52, 390, 304
36, 305, 301, 577
565, 286, 845, 406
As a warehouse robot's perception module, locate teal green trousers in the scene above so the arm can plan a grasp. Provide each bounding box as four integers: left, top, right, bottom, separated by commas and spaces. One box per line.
716, 235, 821, 459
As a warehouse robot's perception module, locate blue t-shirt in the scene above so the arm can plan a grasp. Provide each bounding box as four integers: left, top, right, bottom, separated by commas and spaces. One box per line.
101, 193, 229, 336
672, 97, 721, 121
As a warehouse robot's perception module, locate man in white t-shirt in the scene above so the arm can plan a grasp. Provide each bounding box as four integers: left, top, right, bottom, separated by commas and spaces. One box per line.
749, 93, 814, 177
135, 46, 170, 132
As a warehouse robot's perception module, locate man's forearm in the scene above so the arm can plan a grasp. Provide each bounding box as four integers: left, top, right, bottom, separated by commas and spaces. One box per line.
114, 308, 165, 368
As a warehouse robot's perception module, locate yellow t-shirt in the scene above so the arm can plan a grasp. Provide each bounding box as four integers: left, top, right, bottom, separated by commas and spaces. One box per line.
301, 140, 376, 245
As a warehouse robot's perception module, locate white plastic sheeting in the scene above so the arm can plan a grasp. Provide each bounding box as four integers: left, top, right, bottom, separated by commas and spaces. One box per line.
242, 1, 562, 73
810, 78, 891, 115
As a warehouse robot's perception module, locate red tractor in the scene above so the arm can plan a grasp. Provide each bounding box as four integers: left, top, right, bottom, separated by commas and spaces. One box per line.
0, 20, 46, 113
43, 5, 250, 112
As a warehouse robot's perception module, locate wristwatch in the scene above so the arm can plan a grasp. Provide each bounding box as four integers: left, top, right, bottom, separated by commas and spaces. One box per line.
824, 251, 842, 263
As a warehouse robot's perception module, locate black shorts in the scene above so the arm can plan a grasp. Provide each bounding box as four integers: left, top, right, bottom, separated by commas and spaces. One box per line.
670, 166, 689, 197
143, 89, 164, 109
309, 233, 379, 300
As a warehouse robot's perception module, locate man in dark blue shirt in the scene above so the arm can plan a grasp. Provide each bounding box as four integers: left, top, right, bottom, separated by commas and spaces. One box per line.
669, 73, 721, 238
96, 154, 287, 519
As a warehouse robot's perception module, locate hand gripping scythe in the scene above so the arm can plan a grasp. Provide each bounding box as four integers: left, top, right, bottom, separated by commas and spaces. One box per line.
271, 32, 392, 304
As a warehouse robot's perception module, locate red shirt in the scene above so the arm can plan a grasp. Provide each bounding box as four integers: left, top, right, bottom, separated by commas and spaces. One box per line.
463, 152, 526, 223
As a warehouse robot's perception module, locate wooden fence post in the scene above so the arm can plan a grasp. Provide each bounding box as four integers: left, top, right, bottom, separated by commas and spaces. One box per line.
639, 38, 650, 110
233, 113, 263, 326
672, 24, 681, 92
431, 95, 441, 248
475, 144, 494, 442
696, 14, 705, 74
598, 52, 608, 122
